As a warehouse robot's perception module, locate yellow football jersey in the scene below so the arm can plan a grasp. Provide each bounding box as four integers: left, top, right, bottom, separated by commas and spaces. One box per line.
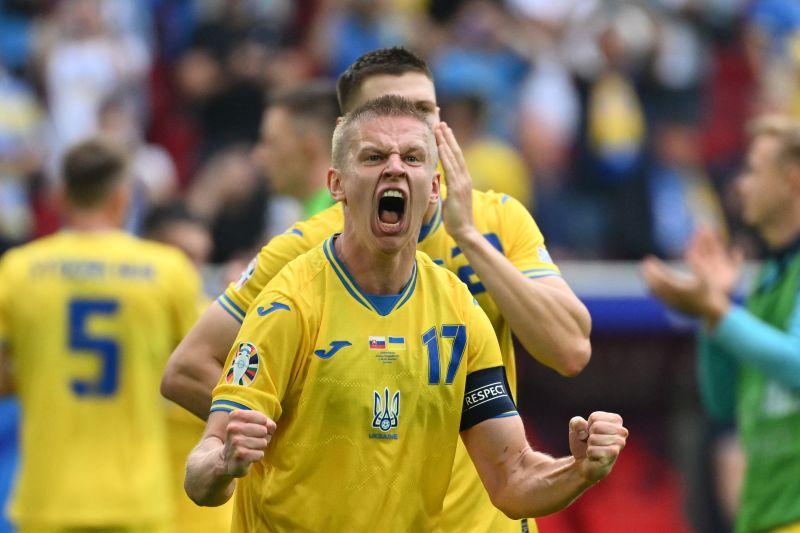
0, 230, 200, 529
211, 238, 512, 532
218, 190, 553, 532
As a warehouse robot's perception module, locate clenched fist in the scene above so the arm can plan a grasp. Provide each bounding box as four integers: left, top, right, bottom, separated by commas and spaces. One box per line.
568, 411, 628, 484
223, 410, 276, 477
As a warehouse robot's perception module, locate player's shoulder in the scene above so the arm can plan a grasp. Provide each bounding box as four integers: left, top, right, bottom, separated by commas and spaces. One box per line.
416, 250, 468, 291
471, 189, 527, 213
257, 241, 328, 300
124, 235, 191, 268
282, 203, 344, 241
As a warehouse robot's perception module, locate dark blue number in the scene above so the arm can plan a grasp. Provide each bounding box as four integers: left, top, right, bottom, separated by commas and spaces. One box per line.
422, 326, 439, 385
441, 325, 467, 384
452, 233, 504, 295
69, 299, 120, 397
422, 325, 466, 385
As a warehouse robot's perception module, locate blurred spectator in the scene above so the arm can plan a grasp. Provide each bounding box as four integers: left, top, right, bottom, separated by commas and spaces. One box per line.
142, 202, 212, 272
429, 0, 528, 140
254, 82, 339, 235
187, 145, 267, 263
174, 0, 291, 163
0, 0, 36, 73
440, 92, 531, 205
34, 0, 151, 165
98, 92, 178, 234
744, 0, 800, 116
0, 57, 42, 251
310, 0, 411, 76
647, 121, 728, 259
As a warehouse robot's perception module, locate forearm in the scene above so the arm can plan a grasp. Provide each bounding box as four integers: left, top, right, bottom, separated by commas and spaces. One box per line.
709, 305, 800, 390
494, 449, 593, 518
185, 436, 236, 506
455, 230, 591, 376
697, 333, 738, 422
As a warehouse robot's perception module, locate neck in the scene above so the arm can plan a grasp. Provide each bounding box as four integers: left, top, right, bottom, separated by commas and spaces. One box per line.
65, 209, 119, 232
762, 204, 800, 250
334, 231, 416, 295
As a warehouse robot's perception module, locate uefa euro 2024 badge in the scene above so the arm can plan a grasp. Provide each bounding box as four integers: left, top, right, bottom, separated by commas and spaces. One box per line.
226, 342, 259, 387
370, 388, 400, 440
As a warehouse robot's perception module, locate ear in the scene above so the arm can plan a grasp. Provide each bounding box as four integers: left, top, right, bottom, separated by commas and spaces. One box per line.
328, 168, 346, 202
429, 171, 440, 205
108, 181, 132, 225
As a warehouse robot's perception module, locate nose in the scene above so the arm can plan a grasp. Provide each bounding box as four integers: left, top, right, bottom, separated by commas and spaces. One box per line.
382, 153, 406, 178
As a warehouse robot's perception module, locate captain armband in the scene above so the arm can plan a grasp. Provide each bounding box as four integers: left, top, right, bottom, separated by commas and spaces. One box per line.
460, 366, 518, 431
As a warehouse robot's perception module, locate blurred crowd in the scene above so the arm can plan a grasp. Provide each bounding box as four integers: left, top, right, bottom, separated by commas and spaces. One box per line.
1, 0, 798, 273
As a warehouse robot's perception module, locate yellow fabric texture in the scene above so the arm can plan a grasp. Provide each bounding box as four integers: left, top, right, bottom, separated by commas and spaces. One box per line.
217, 190, 558, 532
212, 241, 506, 531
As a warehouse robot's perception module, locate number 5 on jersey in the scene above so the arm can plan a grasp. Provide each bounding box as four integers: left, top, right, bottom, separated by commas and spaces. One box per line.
422, 325, 466, 385
69, 299, 120, 397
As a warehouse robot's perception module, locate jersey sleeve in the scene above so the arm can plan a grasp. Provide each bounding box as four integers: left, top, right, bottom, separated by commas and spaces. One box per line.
216, 204, 343, 323
210, 291, 307, 421
460, 298, 517, 431
498, 194, 561, 280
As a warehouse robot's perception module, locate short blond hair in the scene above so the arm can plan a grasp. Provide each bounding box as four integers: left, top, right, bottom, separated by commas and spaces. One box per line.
331, 94, 437, 171
747, 114, 800, 169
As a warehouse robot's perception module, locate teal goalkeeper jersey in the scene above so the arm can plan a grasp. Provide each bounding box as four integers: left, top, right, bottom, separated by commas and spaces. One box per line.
734, 244, 800, 532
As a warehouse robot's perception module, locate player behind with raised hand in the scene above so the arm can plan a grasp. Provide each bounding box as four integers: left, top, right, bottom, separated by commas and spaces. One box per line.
0, 139, 201, 532
185, 95, 627, 531
164, 47, 591, 532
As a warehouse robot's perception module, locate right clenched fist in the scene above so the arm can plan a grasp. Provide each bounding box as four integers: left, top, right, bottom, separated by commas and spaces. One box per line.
223, 409, 276, 477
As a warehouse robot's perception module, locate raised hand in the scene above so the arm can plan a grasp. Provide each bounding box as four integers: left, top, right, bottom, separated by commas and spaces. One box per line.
686, 227, 743, 297
569, 412, 628, 484
435, 122, 476, 242
223, 409, 276, 477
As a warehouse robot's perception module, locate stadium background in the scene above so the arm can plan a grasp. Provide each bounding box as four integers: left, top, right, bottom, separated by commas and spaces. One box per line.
0, 0, 792, 531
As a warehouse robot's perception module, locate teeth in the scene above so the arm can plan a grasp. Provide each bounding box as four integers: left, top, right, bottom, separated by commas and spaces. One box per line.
382, 190, 403, 199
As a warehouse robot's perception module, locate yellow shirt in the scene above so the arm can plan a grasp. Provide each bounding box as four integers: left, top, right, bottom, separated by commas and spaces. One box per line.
0, 230, 199, 529
212, 239, 509, 531
217, 190, 555, 532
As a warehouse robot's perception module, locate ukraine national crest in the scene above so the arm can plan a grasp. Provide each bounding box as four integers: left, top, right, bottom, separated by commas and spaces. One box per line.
372, 388, 400, 432
226, 342, 259, 387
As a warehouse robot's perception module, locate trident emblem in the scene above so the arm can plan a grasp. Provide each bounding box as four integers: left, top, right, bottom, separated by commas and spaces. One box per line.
372, 388, 400, 432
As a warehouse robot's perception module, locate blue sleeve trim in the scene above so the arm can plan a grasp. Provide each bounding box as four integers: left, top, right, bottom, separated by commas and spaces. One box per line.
216, 297, 244, 324
220, 294, 246, 317
460, 366, 517, 432
210, 399, 252, 414
493, 411, 519, 419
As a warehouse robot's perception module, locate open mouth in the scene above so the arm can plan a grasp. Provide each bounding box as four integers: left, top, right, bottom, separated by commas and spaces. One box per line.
378, 189, 406, 227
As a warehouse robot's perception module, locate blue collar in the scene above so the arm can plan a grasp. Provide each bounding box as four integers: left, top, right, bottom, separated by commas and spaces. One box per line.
323, 236, 418, 316
418, 200, 442, 243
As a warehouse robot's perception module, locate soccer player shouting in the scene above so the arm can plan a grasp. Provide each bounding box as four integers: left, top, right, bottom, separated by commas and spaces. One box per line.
184, 96, 627, 531
166, 46, 591, 533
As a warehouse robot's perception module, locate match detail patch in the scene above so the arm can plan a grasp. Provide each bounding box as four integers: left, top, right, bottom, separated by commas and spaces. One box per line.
460, 366, 517, 431
226, 342, 259, 387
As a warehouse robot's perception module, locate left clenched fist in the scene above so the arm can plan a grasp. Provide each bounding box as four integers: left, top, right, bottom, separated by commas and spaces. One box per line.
568, 411, 628, 484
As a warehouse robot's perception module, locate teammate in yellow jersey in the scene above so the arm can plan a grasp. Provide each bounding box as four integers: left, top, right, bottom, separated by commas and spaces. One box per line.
164, 47, 592, 532
0, 139, 201, 532
184, 95, 627, 531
